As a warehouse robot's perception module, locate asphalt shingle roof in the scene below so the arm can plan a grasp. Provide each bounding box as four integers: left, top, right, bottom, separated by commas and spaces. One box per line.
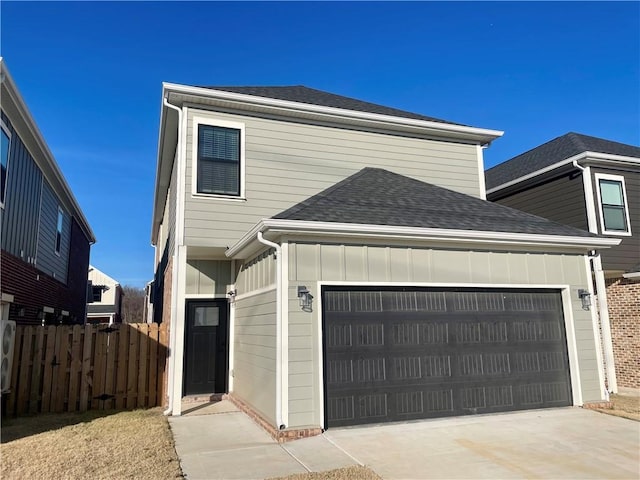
201, 85, 463, 126
273, 168, 597, 238
485, 132, 640, 190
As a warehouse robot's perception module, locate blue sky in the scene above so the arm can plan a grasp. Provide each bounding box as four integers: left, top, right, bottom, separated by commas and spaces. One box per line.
2, 1, 638, 287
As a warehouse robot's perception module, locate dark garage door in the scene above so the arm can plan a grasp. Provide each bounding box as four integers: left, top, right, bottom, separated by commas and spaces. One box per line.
322, 287, 572, 428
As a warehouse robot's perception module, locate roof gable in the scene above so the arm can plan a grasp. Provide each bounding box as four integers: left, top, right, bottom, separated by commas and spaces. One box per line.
486, 132, 640, 190
201, 85, 463, 126
274, 167, 596, 238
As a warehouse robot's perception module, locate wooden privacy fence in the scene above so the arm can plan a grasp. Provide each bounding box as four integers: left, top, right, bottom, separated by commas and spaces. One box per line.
5, 323, 168, 416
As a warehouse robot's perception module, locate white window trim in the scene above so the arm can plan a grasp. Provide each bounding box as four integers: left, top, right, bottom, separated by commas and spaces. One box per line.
191, 115, 246, 200
0, 118, 11, 209
54, 207, 64, 256
594, 172, 632, 236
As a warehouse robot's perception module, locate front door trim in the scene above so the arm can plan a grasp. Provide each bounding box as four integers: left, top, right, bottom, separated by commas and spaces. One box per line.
184, 298, 230, 396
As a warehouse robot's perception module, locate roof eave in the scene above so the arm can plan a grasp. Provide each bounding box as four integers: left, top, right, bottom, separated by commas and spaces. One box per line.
0, 58, 96, 243
226, 219, 619, 259
487, 152, 640, 195
162, 82, 504, 144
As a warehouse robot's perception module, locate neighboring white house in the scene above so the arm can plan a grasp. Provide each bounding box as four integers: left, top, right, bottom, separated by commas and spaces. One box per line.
87, 266, 123, 325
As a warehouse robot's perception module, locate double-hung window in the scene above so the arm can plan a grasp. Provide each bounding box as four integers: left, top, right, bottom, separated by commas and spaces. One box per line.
194, 117, 244, 198
595, 173, 631, 235
1, 119, 11, 207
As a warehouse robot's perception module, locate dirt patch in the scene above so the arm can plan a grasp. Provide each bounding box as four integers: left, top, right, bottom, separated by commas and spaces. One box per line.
1, 408, 183, 479
268, 465, 381, 480
595, 394, 640, 421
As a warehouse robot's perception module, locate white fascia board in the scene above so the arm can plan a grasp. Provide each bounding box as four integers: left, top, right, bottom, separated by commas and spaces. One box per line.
162, 82, 504, 144
487, 152, 640, 195
151, 86, 171, 244
623, 271, 640, 280
226, 218, 620, 258
0, 59, 96, 243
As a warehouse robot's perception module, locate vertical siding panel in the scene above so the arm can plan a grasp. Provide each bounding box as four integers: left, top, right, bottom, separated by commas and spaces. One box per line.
526, 253, 547, 283
389, 248, 410, 281
488, 252, 510, 283
507, 253, 529, 284
320, 245, 343, 281
366, 246, 388, 281
469, 251, 492, 283
411, 248, 431, 282
344, 245, 367, 281
296, 244, 319, 281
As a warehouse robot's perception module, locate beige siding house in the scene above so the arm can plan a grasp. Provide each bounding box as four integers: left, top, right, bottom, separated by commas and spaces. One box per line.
151, 85, 619, 438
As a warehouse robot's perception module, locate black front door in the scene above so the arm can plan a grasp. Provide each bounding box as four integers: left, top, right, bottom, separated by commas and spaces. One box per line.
184, 299, 229, 395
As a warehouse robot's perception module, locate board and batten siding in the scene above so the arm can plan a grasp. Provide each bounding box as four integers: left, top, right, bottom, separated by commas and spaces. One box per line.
492, 173, 588, 232
185, 260, 232, 296
235, 249, 277, 295
1, 111, 42, 265
286, 242, 599, 428
36, 181, 71, 283
232, 288, 277, 424
182, 107, 481, 248
590, 168, 640, 273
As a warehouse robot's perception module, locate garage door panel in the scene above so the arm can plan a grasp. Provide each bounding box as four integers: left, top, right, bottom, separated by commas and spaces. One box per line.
323, 287, 572, 427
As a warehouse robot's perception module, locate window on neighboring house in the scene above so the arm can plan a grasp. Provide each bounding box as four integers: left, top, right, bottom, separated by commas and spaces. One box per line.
55, 208, 64, 254
1, 120, 10, 206
92, 286, 103, 303
194, 118, 244, 197
596, 173, 631, 235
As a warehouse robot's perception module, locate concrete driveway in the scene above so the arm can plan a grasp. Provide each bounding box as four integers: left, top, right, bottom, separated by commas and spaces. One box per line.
171, 403, 639, 479
325, 408, 640, 479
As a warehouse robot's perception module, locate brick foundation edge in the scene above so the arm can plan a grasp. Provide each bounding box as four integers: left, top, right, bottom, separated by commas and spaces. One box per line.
582, 401, 613, 410
226, 393, 323, 443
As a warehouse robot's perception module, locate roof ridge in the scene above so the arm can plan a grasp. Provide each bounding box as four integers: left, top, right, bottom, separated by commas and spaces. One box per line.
567, 132, 588, 152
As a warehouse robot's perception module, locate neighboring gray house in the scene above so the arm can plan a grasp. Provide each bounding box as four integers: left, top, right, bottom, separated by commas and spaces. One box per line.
486, 133, 640, 391
151, 85, 618, 438
0, 58, 95, 328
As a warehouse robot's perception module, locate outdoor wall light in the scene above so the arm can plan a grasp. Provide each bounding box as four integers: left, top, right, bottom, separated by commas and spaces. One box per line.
578, 289, 591, 310
297, 286, 314, 312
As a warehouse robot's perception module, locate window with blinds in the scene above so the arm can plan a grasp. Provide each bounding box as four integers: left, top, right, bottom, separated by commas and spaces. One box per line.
197, 124, 241, 196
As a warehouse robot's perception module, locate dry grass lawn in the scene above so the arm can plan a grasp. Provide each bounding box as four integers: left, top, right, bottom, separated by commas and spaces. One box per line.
269, 466, 381, 480
596, 394, 640, 421
1, 408, 183, 480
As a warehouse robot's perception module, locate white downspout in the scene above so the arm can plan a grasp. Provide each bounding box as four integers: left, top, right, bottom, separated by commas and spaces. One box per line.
256, 231, 285, 430
574, 160, 617, 394
163, 97, 182, 416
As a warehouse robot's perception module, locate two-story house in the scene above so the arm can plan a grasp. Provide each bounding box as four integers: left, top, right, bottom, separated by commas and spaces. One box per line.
0, 59, 95, 327
151, 84, 618, 438
86, 265, 123, 325
486, 133, 640, 391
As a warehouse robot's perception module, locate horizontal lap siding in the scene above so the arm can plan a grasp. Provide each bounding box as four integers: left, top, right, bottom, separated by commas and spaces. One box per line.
233, 289, 277, 424
183, 108, 480, 247
492, 174, 588, 231
287, 243, 599, 428
591, 168, 640, 272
